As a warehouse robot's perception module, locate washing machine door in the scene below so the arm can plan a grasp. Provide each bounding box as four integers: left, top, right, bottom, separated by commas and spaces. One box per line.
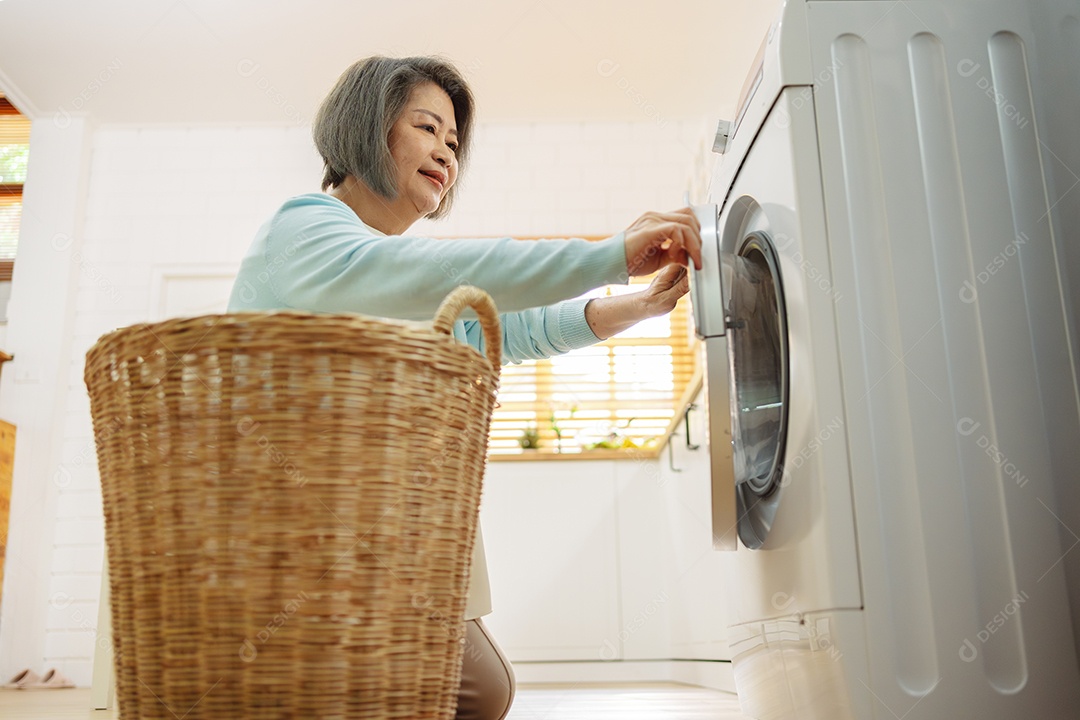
728, 232, 789, 549
691, 205, 790, 550
690, 205, 741, 550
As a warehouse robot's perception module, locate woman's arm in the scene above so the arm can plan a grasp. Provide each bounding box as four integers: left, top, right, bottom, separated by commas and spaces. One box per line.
584, 265, 689, 340
232, 195, 702, 321
460, 265, 690, 364
237, 195, 628, 319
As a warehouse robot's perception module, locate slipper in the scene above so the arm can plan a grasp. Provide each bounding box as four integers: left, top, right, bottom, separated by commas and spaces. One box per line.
3, 668, 41, 689
30, 668, 76, 689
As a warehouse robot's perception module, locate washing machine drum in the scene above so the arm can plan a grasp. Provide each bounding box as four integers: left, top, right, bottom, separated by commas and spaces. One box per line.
728, 233, 789, 549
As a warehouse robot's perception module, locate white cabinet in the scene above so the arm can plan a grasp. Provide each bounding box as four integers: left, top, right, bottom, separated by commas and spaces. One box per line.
481, 458, 677, 663
659, 391, 734, 661
479, 401, 734, 666
480, 460, 622, 661
612, 457, 675, 661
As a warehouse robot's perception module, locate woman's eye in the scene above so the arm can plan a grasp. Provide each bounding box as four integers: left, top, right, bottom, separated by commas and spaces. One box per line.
421, 125, 436, 133
447, 143, 458, 153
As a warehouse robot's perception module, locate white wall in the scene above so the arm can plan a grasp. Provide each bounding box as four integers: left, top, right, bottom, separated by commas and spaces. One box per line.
0, 115, 94, 688
0, 116, 715, 686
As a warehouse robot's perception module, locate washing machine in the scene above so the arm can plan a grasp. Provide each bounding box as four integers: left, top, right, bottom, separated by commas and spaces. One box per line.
690, 1, 1080, 718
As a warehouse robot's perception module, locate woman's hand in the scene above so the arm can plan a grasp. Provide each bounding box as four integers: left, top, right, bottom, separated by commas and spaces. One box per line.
585, 265, 691, 340
622, 207, 703, 278
639, 264, 689, 318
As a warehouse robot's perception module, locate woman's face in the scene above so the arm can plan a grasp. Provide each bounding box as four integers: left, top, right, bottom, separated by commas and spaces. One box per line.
387, 82, 459, 220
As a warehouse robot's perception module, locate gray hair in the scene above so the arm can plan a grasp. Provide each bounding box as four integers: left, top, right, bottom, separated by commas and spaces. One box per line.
313, 56, 474, 220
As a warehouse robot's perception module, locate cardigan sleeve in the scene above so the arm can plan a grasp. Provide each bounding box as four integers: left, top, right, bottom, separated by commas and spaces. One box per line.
232, 194, 628, 320
461, 297, 601, 364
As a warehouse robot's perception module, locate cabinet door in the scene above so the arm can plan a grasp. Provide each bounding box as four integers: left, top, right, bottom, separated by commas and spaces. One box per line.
662, 393, 734, 661
480, 460, 622, 661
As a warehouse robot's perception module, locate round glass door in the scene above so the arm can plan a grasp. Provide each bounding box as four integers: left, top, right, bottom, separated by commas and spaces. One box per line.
727, 232, 789, 548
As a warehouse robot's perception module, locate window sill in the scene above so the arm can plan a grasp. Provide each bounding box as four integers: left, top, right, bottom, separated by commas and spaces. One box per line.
486, 367, 706, 463
488, 447, 661, 462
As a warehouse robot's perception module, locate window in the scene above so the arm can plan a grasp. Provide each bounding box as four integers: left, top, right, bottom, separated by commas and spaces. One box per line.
0, 95, 30, 282
484, 237, 700, 459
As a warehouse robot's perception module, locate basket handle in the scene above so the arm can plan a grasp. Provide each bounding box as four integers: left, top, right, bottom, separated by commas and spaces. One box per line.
432, 286, 501, 369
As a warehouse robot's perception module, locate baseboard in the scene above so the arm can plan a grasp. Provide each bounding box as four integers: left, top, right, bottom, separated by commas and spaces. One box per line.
666, 659, 736, 693
511, 659, 737, 694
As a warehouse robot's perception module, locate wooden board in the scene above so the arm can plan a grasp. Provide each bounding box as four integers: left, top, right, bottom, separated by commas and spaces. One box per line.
0, 419, 15, 605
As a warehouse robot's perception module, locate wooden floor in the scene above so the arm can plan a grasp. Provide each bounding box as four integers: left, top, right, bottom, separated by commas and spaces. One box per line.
506, 682, 750, 719
0, 683, 751, 719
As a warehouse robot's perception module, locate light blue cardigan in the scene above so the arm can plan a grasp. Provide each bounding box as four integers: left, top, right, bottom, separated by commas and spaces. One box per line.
227, 192, 629, 618
228, 193, 629, 363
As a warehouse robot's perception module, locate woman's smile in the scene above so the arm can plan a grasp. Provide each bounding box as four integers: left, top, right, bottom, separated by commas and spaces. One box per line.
420, 168, 447, 190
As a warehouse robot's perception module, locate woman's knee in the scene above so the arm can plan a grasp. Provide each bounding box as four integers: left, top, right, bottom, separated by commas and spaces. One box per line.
456, 618, 516, 720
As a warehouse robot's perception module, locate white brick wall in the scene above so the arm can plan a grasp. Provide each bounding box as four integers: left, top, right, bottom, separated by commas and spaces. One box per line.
33, 116, 713, 685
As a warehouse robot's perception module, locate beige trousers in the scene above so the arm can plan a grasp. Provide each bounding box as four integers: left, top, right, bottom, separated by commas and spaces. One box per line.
456, 618, 516, 720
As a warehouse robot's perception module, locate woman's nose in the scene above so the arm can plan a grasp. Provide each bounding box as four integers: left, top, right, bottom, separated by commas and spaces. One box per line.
434, 143, 454, 166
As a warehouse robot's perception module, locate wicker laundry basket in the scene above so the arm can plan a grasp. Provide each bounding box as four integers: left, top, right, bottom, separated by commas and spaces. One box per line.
84, 286, 501, 720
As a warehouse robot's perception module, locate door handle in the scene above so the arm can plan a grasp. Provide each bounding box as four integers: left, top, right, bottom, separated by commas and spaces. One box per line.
685, 403, 700, 450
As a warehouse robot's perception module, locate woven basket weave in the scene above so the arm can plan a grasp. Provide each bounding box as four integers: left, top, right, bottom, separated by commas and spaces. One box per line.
84, 286, 501, 720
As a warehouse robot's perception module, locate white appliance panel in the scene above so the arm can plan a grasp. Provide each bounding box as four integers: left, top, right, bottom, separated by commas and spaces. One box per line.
1028, 0, 1080, 664
702, 1, 1080, 718
814, 0, 1078, 716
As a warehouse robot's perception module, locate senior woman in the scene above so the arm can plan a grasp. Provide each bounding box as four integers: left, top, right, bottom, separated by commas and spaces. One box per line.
228, 55, 701, 720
